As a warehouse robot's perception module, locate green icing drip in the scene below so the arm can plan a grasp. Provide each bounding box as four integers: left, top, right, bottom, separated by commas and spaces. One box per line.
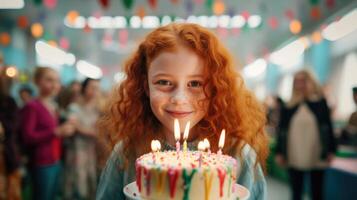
182, 169, 197, 200
227, 167, 232, 198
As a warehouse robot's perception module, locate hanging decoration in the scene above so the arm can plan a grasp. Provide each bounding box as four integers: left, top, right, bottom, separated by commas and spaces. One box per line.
241, 11, 250, 21
119, 29, 129, 47
44, 0, 57, 9
185, 0, 194, 15
31, 23, 44, 38
310, 6, 321, 20
205, 0, 213, 10
93, 11, 102, 19
98, 0, 110, 9
311, 31, 322, 44
148, 0, 158, 10
136, 6, 146, 19
67, 10, 79, 25
59, 37, 70, 50
0, 32, 11, 46
37, 11, 47, 23
171, 0, 179, 4
122, 0, 134, 10
47, 40, 58, 47
284, 9, 295, 21
227, 7, 235, 17
309, 0, 319, 5
289, 20, 302, 34
194, 0, 204, 5
83, 23, 92, 33
267, 16, 278, 30
213, 0, 225, 15
33, 0, 42, 5
325, 0, 335, 9
17, 16, 29, 29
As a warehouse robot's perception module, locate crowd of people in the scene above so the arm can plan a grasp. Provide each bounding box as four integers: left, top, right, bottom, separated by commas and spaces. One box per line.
0, 63, 109, 200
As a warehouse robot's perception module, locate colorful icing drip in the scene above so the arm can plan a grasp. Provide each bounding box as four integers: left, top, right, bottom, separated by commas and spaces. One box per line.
143, 168, 151, 196
227, 167, 232, 198
156, 169, 165, 194
182, 169, 197, 200
135, 164, 142, 192
217, 167, 226, 197
168, 168, 179, 198
203, 170, 213, 200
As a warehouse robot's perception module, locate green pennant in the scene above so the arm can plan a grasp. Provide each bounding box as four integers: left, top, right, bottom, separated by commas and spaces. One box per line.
33, 0, 42, 5
205, 0, 213, 9
310, 0, 319, 5
122, 0, 134, 10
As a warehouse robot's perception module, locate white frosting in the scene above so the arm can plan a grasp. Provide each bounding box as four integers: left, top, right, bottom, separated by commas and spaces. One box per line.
136, 150, 238, 200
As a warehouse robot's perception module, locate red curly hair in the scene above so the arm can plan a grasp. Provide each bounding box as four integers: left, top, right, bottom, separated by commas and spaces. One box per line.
100, 23, 269, 171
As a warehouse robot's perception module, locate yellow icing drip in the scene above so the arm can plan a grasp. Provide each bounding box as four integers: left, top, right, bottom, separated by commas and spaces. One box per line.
155, 170, 165, 194
204, 170, 213, 200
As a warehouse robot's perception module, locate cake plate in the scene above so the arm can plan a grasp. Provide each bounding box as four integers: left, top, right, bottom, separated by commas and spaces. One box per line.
123, 181, 250, 200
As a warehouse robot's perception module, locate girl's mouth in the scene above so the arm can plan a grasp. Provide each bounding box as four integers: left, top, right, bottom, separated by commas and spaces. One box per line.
165, 110, 193, 118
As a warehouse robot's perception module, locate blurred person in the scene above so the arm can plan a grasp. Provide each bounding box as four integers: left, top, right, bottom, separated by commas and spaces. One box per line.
275, 69, 337, 200
63, 78, 101, 200
69, 80, 81, 103
340, 87, 357, 148
0, 66, 21, 200
20, 67, 76, 200
19, 86, 34, 107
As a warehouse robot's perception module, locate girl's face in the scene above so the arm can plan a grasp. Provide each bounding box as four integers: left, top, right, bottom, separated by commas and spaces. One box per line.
37, 70, 61, 97
84, 80, 100, 100
148, 46, 209, 135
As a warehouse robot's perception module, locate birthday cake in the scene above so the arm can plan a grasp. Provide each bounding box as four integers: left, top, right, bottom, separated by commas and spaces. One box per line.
135, 150, 238, 200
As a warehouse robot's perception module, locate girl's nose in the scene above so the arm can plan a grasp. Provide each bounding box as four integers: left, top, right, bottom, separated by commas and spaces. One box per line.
170, 87, 189, 105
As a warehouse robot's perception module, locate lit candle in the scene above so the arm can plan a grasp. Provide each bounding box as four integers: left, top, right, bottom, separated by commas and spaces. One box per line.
151, 140, 159, 164
183, 121, 191, 152
203, 138, 211, 154
218, 129, 225, 155
174, 119, 181, 155
198, 141, 206, 167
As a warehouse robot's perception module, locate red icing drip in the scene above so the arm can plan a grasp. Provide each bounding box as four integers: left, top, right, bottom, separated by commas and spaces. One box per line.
217, 168, 226, 197
168, 168, 179, 198
135, 164, 142, 192
143, 168, 151, 196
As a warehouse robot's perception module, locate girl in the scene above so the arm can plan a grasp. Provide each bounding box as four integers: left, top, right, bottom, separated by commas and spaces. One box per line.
63, 78, 101, 200
97, 23, 269, 200
21, 67, 76, 200
275, 70, 336, 200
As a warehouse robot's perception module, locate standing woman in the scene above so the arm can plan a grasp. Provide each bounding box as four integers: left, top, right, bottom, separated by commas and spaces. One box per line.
20, 67, 75, 200
275, 69, 336, 200
63, 78, 101, 200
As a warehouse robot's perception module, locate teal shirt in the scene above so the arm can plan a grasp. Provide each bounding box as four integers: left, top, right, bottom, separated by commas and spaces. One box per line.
96, 142, 267, 200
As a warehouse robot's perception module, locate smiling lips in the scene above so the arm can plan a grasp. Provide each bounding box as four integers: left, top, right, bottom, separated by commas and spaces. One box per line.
165, 110, 193, 118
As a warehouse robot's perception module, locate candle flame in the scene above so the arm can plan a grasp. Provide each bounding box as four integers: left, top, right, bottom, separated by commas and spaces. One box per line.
203, 138, 210, 149
151, 140, 161, 152
151, 140, 157, 152
198, 141, 206, 151
174, 119, 180, 141
183, 121, 191, 140
218, 129, 225, 149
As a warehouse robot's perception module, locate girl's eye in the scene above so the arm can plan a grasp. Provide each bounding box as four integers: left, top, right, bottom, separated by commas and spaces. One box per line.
188, 80, 202, 88
155, 80, 172, 86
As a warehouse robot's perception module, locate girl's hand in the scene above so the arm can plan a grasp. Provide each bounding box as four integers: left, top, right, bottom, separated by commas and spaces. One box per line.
275, 154, 286, 168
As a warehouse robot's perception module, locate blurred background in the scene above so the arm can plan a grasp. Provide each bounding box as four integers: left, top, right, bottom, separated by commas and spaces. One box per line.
0, 0, 356, 200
